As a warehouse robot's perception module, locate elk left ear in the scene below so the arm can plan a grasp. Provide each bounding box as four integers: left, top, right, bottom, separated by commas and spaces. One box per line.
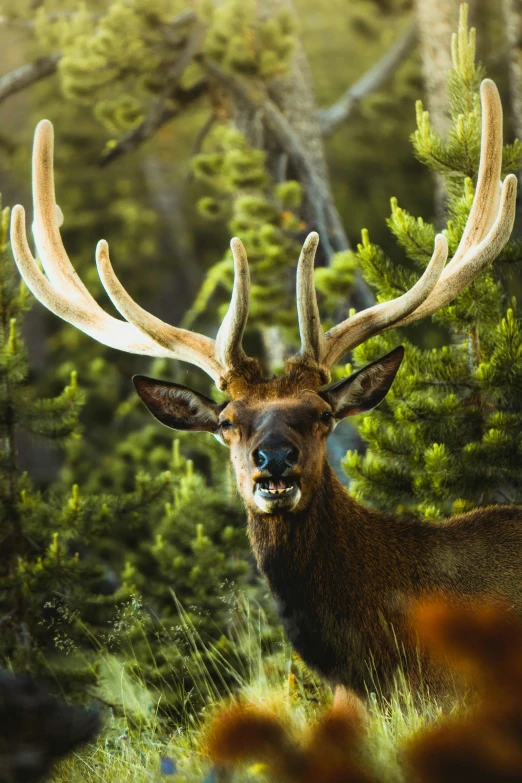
133, 375, 226, 432
320, 346, 404, 419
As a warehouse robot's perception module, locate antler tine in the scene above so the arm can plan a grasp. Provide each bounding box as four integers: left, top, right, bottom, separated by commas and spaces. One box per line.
322, 234, 449, 369
96, 241, 223, 383
215, 237, 251, 370
442, 79, 503, 273
296, 232, 326, 366
31, 120, 93, 304
315, 77, 516, 373
11, 206, 171, 357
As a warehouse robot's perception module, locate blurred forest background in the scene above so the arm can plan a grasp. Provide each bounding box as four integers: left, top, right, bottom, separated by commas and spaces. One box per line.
3, 0, 522, 764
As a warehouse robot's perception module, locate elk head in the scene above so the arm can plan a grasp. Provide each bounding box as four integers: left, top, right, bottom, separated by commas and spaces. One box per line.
131, 341, 405, 514
10, 80, 517, 516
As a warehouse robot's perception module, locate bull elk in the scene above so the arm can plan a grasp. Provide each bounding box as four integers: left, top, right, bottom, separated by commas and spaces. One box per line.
10, 79, 522, 708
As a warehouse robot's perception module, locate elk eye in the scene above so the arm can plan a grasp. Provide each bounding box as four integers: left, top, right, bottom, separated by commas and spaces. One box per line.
320, 411, 333, 424
220, 419, 234, 431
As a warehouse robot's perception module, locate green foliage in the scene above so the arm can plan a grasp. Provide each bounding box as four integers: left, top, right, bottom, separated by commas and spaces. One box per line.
33, 0, 297, 136
0, 196, 86, 669
203, 0, 297, 78
68, 423, 270, 717
314, 250, 358, 322
36, 0, 191, 133
345, 6, 522, 518
413, 5, 522, 193
0, 197, 180, 681
50, 591, 452, 782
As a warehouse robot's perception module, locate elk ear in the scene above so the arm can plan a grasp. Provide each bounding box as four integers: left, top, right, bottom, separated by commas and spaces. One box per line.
133, 375, 226, 432
321, 346, 404, 419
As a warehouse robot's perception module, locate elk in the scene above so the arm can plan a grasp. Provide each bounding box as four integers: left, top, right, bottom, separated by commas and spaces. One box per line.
10, 79, 522, 709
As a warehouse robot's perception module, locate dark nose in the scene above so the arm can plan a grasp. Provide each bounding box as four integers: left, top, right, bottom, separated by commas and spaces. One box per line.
253, 445, 299, 475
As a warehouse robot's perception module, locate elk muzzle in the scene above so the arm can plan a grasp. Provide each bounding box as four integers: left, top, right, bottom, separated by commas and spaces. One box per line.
251, 440, 302, 513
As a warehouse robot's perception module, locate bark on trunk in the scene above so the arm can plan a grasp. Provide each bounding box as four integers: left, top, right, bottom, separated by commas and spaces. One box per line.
262, 14, 331, 186
229, 4, 332, 258
416, 0, 460, 134
503, 0, 522, 143
142, 155, 199, 325
416, 0, 460, 224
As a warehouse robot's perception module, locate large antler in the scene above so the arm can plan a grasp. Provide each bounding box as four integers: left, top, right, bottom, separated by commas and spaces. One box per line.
10, 120, 251, 390
295, 79, 518, 377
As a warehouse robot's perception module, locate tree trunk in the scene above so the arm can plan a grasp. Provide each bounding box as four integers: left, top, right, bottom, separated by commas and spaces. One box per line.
503, 0, 522, 145
261, 4, 331, 187
416, 0, 460, 224
416, 0, 460, 134
141, 155, 199, 325
232, 0, 330, 224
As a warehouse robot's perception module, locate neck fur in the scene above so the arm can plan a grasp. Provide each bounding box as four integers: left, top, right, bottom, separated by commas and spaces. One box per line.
246, 462, 372, 574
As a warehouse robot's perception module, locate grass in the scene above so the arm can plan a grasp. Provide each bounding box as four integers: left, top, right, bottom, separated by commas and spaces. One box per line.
49, 594, 460, 783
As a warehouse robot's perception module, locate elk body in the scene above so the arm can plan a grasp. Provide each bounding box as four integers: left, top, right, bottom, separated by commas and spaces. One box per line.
10, 79, 522, 703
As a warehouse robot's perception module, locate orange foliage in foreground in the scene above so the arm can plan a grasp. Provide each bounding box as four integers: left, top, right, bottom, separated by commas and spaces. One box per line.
206, 600, 522, 783
207, 700, 368, 783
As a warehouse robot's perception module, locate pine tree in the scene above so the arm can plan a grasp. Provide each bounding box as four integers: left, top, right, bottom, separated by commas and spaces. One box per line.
342, 5, 522, 520
0, 194, 173, 687
0, 218, 258, 710
0, 184, 259, 713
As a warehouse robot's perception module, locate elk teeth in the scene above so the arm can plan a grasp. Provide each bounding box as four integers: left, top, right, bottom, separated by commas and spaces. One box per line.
265, 486, 294, 494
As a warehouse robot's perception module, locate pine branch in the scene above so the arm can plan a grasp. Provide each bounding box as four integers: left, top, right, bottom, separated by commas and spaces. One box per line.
319, 20, 417, 137
0, 8, 196, 108
0, 52, 61, 106
99, 24, 206, 168
203, 58, 337, 246
98, 78, 209, 167
0, 7, 195, 32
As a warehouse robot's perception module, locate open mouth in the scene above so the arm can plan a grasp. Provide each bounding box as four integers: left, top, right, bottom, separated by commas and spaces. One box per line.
255, 477, 299, 498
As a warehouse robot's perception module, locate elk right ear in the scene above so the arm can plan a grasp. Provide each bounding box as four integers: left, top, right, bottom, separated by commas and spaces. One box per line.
133, 375, 226, 432
321, 346, 404, 419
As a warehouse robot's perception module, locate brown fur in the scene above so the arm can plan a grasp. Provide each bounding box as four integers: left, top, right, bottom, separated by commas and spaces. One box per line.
248, 462, 522, 700
222, 360, 324, 400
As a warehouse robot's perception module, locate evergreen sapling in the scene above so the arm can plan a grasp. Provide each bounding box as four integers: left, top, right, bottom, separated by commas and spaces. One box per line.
343, 6, 522, 519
